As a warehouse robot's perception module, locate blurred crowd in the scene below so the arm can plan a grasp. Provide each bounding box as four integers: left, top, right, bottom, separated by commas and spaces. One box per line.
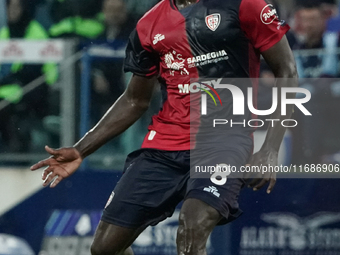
0, 0, 339, 164
0, 0, 159, 155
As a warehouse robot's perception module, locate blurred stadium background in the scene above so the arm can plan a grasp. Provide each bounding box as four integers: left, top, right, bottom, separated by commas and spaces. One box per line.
1, 0, 340, 254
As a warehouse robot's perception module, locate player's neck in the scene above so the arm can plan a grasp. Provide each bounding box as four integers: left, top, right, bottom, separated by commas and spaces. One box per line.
174, 0, 198, 10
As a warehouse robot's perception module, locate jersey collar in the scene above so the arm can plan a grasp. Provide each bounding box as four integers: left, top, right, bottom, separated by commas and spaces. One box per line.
170, 0, 200, 11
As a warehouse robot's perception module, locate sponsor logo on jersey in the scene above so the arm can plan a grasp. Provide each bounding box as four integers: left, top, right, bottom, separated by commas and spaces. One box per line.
178, 78, 223, 94
164, 50, 228, 72
187, 50, 228, 65
260, 4, 278, 25
203, 186, 221, 197
153, 34, 165, 45
205, 13, 221, 31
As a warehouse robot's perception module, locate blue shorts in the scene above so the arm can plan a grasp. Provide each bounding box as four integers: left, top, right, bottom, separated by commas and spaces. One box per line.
102, 137, 252, 229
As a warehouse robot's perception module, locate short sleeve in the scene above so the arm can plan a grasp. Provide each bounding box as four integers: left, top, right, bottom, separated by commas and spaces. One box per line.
124, 29, 159, 77
239, 0, 290, 52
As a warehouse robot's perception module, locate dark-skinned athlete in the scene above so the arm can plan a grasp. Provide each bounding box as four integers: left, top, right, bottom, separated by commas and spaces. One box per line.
31, 0, 298, 254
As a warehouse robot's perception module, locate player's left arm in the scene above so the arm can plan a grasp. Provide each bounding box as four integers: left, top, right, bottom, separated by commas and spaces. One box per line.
239, 0, 298, 193
260, 35, 298, 152
248, 35, 298, 193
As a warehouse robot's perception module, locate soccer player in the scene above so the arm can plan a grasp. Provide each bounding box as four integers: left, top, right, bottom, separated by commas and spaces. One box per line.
31, 0, 298, 254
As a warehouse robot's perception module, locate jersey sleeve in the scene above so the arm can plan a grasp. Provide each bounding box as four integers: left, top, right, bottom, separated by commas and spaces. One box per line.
239, 0, 290, 52
124, 29, 159, 77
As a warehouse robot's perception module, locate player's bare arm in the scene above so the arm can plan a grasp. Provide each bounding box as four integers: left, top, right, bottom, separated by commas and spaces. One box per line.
30, 75, 157, 188
248, 35, 298, 193
74, 75, 157, 158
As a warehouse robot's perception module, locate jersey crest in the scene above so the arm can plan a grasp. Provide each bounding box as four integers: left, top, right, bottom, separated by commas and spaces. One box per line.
205, 13, 221, 31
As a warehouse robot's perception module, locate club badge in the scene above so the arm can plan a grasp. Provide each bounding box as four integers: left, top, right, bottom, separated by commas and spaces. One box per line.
205, 13, 221, 31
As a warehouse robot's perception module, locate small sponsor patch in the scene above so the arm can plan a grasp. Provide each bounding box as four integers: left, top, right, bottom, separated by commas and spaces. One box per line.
260, 4, 278, 25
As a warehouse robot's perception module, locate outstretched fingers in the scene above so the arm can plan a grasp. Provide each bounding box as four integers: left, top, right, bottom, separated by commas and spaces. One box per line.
50, 175, 63, 188
247, 173, 276, 193
42, 166, 65, 188
42, 165, 54, 180
30, 157, 55, 171
43, 168, 57, 186
252, 178, 269, 191
266, 176, 276, 194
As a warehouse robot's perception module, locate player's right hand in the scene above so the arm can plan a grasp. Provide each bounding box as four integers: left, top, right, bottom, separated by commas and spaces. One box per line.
30, 145, 83, 188
245, 148, 278, 194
